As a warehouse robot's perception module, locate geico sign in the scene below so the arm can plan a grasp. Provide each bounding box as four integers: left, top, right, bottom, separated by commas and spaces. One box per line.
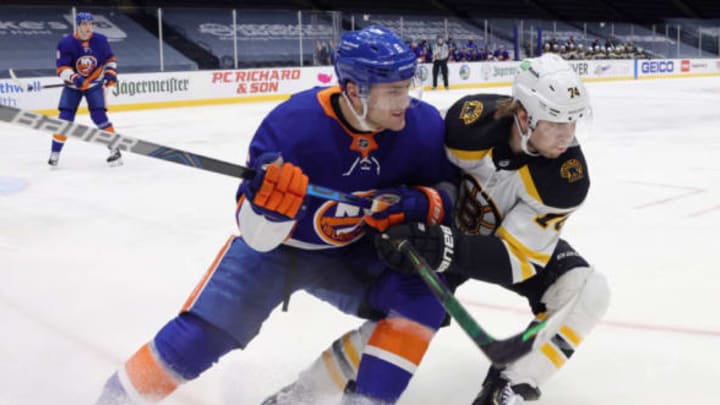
641, 61, 674, 74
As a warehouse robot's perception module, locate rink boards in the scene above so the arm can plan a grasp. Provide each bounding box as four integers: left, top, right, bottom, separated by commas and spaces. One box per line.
1, 57, 719, 115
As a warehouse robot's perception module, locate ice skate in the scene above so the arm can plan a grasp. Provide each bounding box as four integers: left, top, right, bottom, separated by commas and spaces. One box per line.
473, 368, 540, 405
107, 147, 122, 167
48, 151, 60, 167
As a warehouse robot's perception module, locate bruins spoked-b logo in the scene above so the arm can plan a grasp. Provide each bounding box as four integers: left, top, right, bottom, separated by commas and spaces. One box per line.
455, 174, 501, 235
560, 159, 584, 183
459, 100, 484, 125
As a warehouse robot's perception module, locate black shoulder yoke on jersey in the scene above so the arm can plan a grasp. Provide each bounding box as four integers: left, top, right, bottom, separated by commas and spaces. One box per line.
445, 93, 513, 152
526, 144, 590, 209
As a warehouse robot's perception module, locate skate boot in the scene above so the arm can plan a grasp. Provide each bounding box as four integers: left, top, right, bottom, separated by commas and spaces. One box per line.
472, 367, 540, 405
260, 382, 316, 405
107, 147, 123, 167
48, 151, 60, 167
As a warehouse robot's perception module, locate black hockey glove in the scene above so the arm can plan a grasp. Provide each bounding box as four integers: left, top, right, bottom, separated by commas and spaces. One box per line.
375, 222, 456, 274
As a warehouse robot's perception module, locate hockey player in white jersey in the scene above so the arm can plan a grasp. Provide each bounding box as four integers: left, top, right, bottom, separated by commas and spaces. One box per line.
262, 53, 610, 405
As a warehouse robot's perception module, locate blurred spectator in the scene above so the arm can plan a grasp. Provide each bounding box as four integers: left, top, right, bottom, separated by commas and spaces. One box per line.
492, 44, 510, 61
314, 40, 331, 66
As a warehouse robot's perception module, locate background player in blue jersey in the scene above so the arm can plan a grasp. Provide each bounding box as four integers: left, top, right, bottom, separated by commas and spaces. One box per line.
49, 11, 121, 167
95, 26, 459, 405
263, 54, 610, 405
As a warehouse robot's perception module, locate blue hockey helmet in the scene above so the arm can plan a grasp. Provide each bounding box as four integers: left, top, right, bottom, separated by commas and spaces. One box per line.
76, 12, 93, 25
334, 26, 417, 91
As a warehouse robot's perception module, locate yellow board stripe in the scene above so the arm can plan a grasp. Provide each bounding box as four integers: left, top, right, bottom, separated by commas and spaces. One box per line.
34, 93, 292, 117
447, 147, 491, 161
518, 166, 543, 203
540, 343, 566, 368
560, 325, 583, 347
342, 332, 361, 369
321, 350, 347, 390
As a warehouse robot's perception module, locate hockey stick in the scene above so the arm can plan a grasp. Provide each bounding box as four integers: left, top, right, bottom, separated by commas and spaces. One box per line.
0, 104, 373, 209
9, 69, 65, 91
393, 238, 547, 367
0, 103, 538, 364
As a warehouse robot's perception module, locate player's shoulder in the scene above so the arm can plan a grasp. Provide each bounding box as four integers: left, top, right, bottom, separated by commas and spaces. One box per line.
406, 99, 443, 129
444, 93, 513, 152
525, 144, 590, 209
401, 101, 445, 146
92, 32, 110, 43
58, 34, 76, 47
276, 86, 327, 114
264, 86, 329, 128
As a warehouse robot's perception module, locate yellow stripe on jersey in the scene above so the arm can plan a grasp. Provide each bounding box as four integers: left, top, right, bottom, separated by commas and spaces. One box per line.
496, 226, 552, 277
518, 166, 543, 203
446, 147, 491, 161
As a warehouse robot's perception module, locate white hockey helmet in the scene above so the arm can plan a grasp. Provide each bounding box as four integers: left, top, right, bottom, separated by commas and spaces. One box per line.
512, 53, 590, 130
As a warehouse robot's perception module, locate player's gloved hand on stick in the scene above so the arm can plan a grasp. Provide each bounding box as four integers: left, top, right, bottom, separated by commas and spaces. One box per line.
245, 152, 308, 221
375, 222, 456, 274
365, 186, 446, 232
103, 68, 117, 87
69, 73, 85, 88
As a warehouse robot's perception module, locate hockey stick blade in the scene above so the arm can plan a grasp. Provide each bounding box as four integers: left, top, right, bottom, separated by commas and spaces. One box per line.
395, 238, 546, 367
0, 104, 372, 209
9, 69, 64, 91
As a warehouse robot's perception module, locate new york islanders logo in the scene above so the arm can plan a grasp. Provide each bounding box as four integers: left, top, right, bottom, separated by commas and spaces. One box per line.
75, 55, 98, 77
313, 191, 373, 246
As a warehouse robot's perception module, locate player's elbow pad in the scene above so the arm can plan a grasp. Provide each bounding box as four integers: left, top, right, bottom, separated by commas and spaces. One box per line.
236, 198, 296, 252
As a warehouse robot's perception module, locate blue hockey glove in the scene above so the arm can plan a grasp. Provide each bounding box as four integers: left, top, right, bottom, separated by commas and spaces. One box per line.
375, 223, 456, 274
103, 68, 117, 87
365, 186, 447, 232
69, 73, 85, 88
244, 152, 308, 221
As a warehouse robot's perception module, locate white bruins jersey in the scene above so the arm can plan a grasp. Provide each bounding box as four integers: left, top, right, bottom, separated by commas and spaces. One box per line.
444, 94, 589, 285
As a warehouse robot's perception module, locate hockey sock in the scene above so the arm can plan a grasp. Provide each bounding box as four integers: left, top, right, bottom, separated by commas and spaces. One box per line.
97, 313, 238, 403
353, 317, 434, 402
51, 109, 77, 153
51, 134, 67, 153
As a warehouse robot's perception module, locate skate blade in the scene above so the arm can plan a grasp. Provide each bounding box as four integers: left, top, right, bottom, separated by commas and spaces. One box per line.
107, 159, 123, 167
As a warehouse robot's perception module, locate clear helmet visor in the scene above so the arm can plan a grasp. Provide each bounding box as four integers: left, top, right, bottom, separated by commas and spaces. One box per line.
358, 65, 425, 111
532, 105, 594, 148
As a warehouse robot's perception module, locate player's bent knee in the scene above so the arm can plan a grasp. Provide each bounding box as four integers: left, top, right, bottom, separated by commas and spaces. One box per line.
542, 266, 610, 333
58, 109, 76, 122
579, 270, 610, 321
89, 109, 111, 127
153, 312, 238, 381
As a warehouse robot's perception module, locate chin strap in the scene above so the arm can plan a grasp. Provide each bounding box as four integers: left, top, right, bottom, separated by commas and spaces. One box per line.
514, 113, 540, 157
341, 90, 378, 132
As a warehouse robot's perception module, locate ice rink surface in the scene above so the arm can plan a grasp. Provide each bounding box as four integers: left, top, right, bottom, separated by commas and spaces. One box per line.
1, 76, 719, 404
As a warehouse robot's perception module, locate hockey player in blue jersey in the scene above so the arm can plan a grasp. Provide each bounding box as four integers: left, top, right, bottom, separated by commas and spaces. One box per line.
95, 26, 459, 404
263, 54, 611, 405
49, 11, 121, 167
